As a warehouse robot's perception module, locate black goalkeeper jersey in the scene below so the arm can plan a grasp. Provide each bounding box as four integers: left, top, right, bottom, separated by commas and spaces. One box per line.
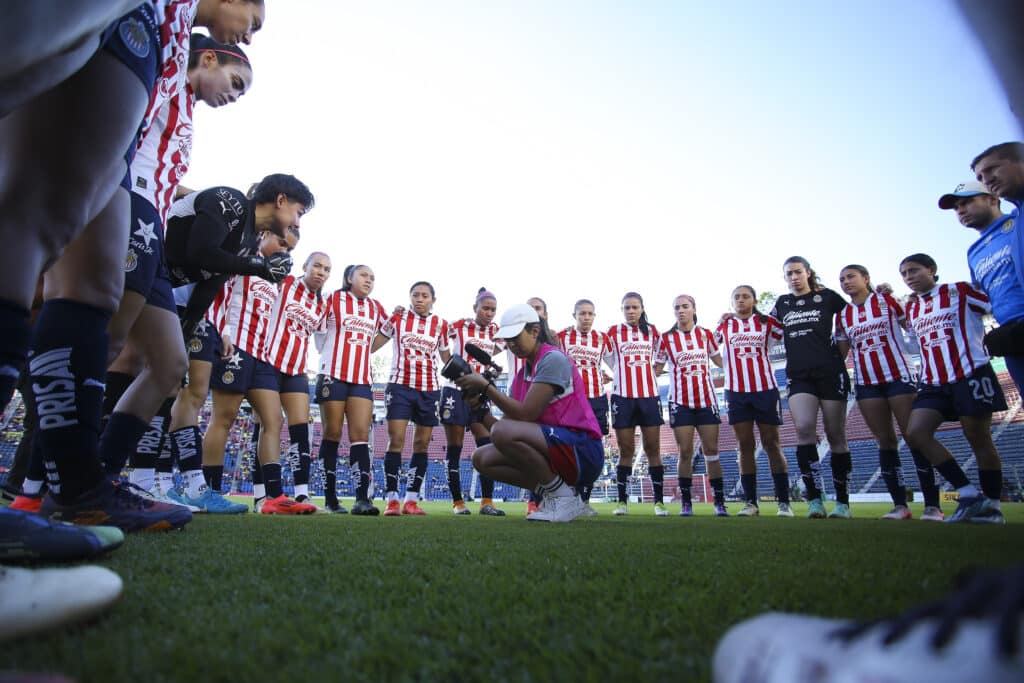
770, 288, 847, 376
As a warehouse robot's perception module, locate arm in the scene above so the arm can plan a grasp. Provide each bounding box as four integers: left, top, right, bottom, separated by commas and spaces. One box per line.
180, 275, 230, 339
457, 372, 556, 422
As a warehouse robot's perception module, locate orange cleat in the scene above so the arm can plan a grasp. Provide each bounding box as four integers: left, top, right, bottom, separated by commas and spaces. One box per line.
383, 499, 401, 516
260, 494, 316, 515
401, 500, 426, 515
526, 501, 540, 517
10, 495, 43, 514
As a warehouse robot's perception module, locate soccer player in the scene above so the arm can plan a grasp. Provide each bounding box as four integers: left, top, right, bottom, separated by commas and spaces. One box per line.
441, 288, 505, 516
837, 265, 942, 520
716, 286, 793, 517
940, 170, 1024, 394
899, 253, 1007, 524
455, 304, 603, 523
556, 299, 613, 516
315, 264, 390, 516
771, 256, 853, 519
655, 295, 728, 517
378, 282, 451, 516
607, 292, 665, 516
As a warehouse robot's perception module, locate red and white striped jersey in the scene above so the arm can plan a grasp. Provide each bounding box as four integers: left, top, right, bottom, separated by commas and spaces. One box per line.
224, 275, 278, 362
506, 350, 525, 381
606, 323, 661, 398
317, 291, 387, 385
384, 312, 450, 391
198, 277, 233, 333
905, 282, 991, 386
264, 275, 328, 376
139, 1, 199, 137
838, 293, 916, 386
657, 326, 720, 408
557, 326, 612, 399
131, 85, 195, 223
445, 319, 505, 386
715, 316, 784, 393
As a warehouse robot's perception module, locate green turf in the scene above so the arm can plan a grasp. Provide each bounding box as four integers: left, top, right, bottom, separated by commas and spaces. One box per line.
7, 500, 1024, 682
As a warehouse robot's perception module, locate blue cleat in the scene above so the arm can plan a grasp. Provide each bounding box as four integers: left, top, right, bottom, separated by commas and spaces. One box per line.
945, 496, 1004, 524
185, 488, 248, 514
807, 498, 827, 519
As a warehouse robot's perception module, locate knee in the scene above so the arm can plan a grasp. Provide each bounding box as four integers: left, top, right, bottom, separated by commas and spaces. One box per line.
490, 420, 513, 447
155, 351, 188, 394
471, 448, 486, 471
323, 425, 342, 441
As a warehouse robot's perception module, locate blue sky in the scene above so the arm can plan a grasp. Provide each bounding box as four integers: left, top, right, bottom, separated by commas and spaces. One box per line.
185, 0, 1019, 364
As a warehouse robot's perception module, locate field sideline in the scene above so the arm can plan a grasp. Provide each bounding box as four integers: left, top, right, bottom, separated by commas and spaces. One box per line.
7, 501, 1024, 682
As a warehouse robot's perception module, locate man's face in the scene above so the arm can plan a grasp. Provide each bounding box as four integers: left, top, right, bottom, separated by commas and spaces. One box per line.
952, 194, 998, 229
975, 153, 1024, 199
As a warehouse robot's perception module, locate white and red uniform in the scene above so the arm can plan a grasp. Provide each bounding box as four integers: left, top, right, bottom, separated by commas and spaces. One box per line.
317, 291, 388, 385
838, 292, 917, 386
132, 85, 195, 223
657, 326, 720, 408
557, 326, 612, 399
139, 1, 199, 137
446, 319, 504, 384
905, 282, 992, 386
606, 323, 661, 398
264, 275, 328, 376
224, 276, 278, 361
715, 316, 784, 393
384, 311, 450, 391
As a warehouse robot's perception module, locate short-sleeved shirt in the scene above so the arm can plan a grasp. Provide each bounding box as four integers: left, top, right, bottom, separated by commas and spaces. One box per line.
529, 351, 573, 396
968, 212, 1024, 324
771, 288, 847, 375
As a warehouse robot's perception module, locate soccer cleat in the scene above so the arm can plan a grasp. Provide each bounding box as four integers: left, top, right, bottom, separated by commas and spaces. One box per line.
737, 502, 760, 517
295, 494, 311, 504
401, 500, 427, 515
526, 495, 584, 523
163, 487, 202, 513
920, 505, 944, 522
260, 494, 317, 515
714, 502, 729, 517
680, 502, 694, 517
10, 495, 42, 514
39, 480, 191, 532
807, 498, 827, 519
351, 499, 380, 516
579, 502, 599, 517
968, 499, 1006, 525
185, 488, 248, 514
0, 565, 123, 642
612, 502, 628, 516
944, 495, 995, 524
654, 502, 669, 517
383, 499, 401, 516
776, 502, 794, 517
452, 501, 471, 515
526, 501, 541, 516
829, 502, 852, 519
0, 507, 124, 562
325, 500, 349, 514
253, 496, 265, 514
479, 504, 506, 516
882, 505, 912, 520
0, 486, 17, 507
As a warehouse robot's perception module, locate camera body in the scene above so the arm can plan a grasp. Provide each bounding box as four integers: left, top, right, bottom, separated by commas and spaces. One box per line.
440, 343, 503, 397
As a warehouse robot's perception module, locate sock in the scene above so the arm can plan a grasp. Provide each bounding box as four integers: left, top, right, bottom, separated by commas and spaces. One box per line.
541, 474, 573, 497
879, 448, 907, 506
772, 472, 790, 504
287, 423, 310, 489
650, 465, 665, 504
476, 437, 494, 499
576, 482, 593, 502
203, 465, 224, 491
741, 473, 757, 504
679, 476, 692, 505
979, 468, 1002, 500
446, 444, 462, 502
101, 371, 135, 421
155, 405, 175, 477
710, 477, 724, 505
320, 438, 339, 505
128, 467, 155, 492
29, 299, 110, 502
98, 411, 150, 475
404, 452, 427, 501
911, 449, 939, 507
384, 451, 401, 493
796, 444, 821, 501
616, 465, 630, 503
935, 458, 970, 490
0, 300, 31, 412
830, 451, 851, 505
350, 442, 371, 501
22, 479, 43, 496
253, 483, 265, 500
129, 407, 167, 471
262, 462, 283, 499
170, 426, 205, 497
529, 489, 543, 505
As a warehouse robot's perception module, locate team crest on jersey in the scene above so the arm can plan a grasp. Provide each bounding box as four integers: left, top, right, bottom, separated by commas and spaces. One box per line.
125, 249, 138, 273
221, 370, 235, 385
813, 294, 822, 303
796, 299, 805, 306
118, 17, 151, 58
1004, 219, 1015, 233
188, 338, 203, 354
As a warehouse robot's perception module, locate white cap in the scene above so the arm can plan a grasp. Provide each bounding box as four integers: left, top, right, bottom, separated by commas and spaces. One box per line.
938, 181, 991, 210
495, 303, 540, 339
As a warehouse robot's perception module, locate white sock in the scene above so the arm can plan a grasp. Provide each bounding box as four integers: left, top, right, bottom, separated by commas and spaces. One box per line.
22, 479, 43, 496
294, 484, 308, 498
129, 468, 155, 492
542, 476, 573, 497
957, 484, 979, 499
184, 469, 207, 498
388, 491, 399, 502
156, 472, 175, 493
404, 491, 418, 503
253, 484, 265, 500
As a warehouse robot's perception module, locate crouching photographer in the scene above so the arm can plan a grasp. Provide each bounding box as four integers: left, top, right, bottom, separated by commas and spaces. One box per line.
452, 303, 603, 523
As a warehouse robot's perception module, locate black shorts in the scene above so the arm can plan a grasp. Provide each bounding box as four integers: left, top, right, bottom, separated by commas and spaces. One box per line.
439, 386, 491, 427
186, 319, 221, 364
855, 379, 918, 401
385, 383, 440, 427
279, 372, 309, 395
315, 375, 373, 403
589, 396, 610, 436
610, 395, 664, 429
669, 402, 721, 427
787, 366, 850, 401
211, 348, 279, 394
124, 192, 176, 313
913, 364, 1008, 421
725, 389, 783, 426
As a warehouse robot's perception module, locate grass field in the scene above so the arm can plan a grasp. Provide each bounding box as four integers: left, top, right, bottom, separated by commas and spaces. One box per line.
7, 500, 1024, 682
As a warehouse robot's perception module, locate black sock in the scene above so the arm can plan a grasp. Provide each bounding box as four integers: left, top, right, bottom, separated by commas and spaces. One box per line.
156, 424, 174, 475
710, 477, 724, 505
203, 465, 224, 491
576, 483, 593, 502
796, 444, 821, 500
129, 409, 166, 470
911, 449, 939, 507
288, 423, 310, 486
407, 452, 427, 495
616, 465, 630, 503
7, 371, 35, 491
831, 451, 851, 505
384, 451, 401, 493
679, 476, 693, 505
250, 423, 262, 486
529, 489, 543, 505
650, 465, 665, 504
0, 300, 31, 412
350, 442, 371, 501
171, 426, 203, 473
101, 371, 135, 421
741, 473, 757, 503
772, 472, 790, 504
979, 468, 1002, 500
879, 448, 907, 506
263, 462, 283, 498
98, 411, 150, 476
446, 444, 463, 502
28, 299, 109, 502
935, 458, 970, 490
320, 438, 339, 505
476, 437, 494, 499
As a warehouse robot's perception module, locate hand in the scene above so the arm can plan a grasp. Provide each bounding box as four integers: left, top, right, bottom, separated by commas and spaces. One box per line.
262, 251, 292, 283
455, 372, 489, 395
717, 312, 735, 326
220, 338, 235, 360
602, 372, 613, 384
875, 282, 893, 296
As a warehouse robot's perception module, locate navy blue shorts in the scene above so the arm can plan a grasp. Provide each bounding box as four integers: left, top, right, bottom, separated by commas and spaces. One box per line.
725, 389, 783, 426
186, 319, 221, 364
541, 425, 604, 487
385, 383, 440, 427
439, 386, 491, 427
610, 395, 664, 429
787, 366, 850, 401
211, 348, 279, 394
669, 402, 721, 427
124, 192, 176, 313
589, 396, 610, 436
315, 375, 373, 403
855, 379, 918, 401
913, 364, 1008, 421
279, 372, 309, 395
